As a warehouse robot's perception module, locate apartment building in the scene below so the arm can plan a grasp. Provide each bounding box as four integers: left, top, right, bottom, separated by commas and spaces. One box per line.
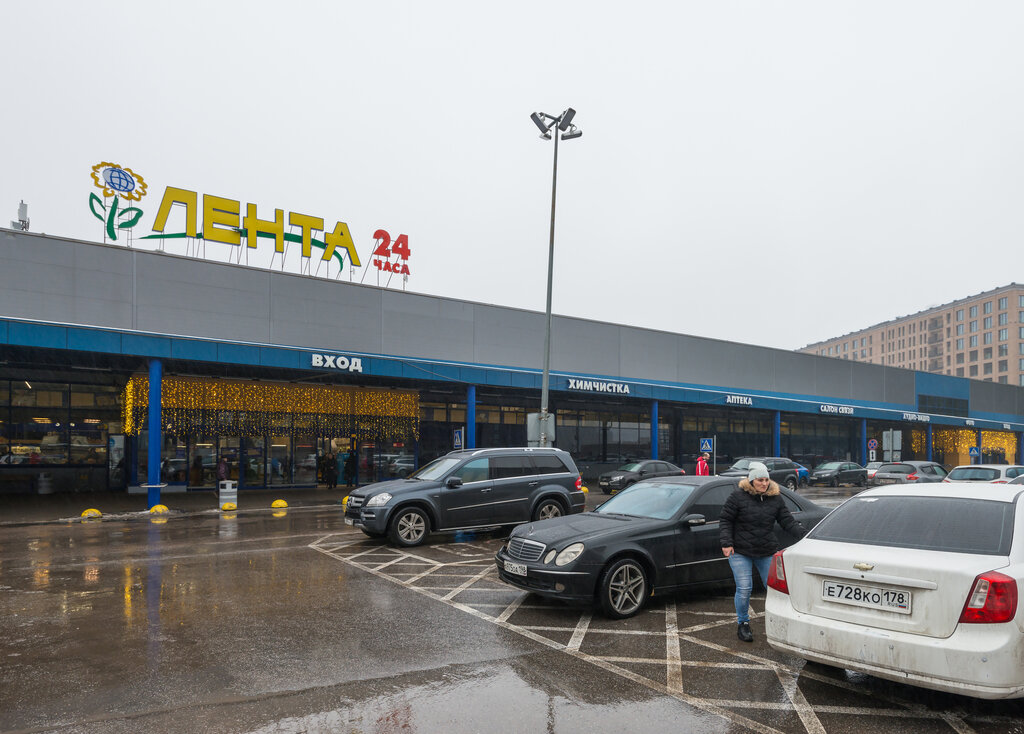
800, 284, 1024, 385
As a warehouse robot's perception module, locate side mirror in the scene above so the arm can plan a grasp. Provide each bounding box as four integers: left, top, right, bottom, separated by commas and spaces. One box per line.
682, 513, 706, 527
445, 476, 463, 489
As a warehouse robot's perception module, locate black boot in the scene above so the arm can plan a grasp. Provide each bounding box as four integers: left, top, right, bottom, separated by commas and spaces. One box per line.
737, 622, 753, 642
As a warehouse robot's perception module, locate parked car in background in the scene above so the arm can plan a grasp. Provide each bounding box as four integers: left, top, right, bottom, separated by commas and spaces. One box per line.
344, 447, 585, 546
388, 456, 416, 478
720, 457, 800, 489
864, 461, 884, 481
808, 461, 867, 487
766, 483, 1024, 699
496, 476, 830, 619
868, 461, 947, 485
597, 460, 685, 494
794, 463, 810, 487
943, 464, 1024, 483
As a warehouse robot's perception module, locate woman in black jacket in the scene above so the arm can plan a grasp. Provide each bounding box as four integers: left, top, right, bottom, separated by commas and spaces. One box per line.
720, 461, 806, 643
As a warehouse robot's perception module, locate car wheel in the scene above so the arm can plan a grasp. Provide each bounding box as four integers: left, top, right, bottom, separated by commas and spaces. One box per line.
829, 476, 838, 488
598, 557, 649, 619
857, 475, 866, 487
388, 507, 429, 547
533, 499, 564, 522
360, 529, 384, 539
785, 477, 797, 490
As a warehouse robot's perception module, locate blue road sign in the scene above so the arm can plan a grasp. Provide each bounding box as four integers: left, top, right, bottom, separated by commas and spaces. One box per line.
454, 427, 464, 451
867, 438, 878, 451
969, 446, 980, 458
699, 438, 713, 453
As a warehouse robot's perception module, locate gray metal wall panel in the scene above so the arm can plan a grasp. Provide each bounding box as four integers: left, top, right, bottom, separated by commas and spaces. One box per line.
773, 351, 830, 396
133, 255, 271, 342
971, 380, 1019, 415
551, 318, 621, 375
883, 369, 916, 405
677, 337, 765, 390
473, 306, 545, 369
271, 276, 384, 353
619, 329, 678, 382
850, 362, 889, 403
381, 293, 476, 362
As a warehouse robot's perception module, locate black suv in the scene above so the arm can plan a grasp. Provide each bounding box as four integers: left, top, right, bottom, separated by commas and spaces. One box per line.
719, 456, 800, 489
344, 447, 585, 546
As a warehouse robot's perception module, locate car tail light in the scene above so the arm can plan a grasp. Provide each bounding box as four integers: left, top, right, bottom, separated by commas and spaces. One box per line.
959, 571, 1018, 624
993, 480, 1008, 484
575, 475, 582, 491
942, 478, 951, 483
906, 473, 919, 481
767, 550, 789, 595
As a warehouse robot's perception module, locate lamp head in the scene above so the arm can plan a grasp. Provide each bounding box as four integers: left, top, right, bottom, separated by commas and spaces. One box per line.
530, 112, 551, 134
557, 108, 576, 131
539, 131, 552, 140
561, 125, 582, 140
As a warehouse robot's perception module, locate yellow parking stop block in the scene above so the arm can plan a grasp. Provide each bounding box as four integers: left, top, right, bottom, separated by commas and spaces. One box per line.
149, 504, 169, 514
581, 485, 589, 493
221, 502, 237, 512
341, 496, 349, 508
271, 499, 288, 508
80, 508, 102, 519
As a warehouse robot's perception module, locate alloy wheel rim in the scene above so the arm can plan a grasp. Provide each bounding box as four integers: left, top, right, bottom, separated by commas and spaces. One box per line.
539, 504, 562, 520
609, 564, 645, 614
399, 513, 425, 541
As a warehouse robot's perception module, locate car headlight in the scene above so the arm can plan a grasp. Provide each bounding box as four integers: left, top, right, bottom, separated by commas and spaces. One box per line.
365, 493, 393, 507
611, 475, 623, 482
543, 549, 557, 564
555, 542, 585, 566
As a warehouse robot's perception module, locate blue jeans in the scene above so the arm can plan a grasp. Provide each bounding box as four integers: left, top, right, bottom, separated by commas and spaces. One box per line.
728, 553, 772, 624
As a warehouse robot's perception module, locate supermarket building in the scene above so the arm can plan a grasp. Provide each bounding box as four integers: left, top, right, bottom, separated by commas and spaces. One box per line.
2, 227, 1024, 504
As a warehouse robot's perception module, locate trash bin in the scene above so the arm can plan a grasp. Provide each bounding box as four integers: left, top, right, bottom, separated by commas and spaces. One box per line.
219, 480, 237, 506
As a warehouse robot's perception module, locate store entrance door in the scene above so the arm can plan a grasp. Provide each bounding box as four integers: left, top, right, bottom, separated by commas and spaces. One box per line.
243, 437, 266, 488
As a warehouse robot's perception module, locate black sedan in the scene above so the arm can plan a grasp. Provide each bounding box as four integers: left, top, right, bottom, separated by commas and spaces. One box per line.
597, 460, 684, 494
807, 461, 866, 487
494, 476, 830, 619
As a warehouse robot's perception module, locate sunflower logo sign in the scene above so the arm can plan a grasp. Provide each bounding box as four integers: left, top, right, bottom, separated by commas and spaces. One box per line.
89, 162, 148, 241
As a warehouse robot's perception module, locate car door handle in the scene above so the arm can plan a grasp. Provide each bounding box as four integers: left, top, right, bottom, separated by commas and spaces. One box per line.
529, 481, 539, 486
481, 488, 492, 493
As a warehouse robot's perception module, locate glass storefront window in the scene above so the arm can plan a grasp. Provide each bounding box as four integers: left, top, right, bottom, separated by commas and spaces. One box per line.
9, 408, 68, 464
189, 437, 217, 487
981, 430, 1017, 464
160, 435, 188, 483
268, 435, 291, 485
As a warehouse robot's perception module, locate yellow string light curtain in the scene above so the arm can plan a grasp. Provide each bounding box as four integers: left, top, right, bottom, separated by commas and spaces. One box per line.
121, 375, 419, 439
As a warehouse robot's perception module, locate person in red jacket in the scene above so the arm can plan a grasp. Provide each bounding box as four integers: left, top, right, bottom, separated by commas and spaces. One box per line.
695, 452, 710, 476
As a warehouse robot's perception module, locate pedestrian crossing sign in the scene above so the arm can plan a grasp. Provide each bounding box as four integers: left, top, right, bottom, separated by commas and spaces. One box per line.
699, 438, 713, 452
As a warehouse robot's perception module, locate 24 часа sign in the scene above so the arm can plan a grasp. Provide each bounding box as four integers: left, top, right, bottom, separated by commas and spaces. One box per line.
87, 161, 411, 279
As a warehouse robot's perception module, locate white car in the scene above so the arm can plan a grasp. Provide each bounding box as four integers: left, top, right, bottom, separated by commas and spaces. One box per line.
942, 464, 1024, 484
765, 483, 1024, 699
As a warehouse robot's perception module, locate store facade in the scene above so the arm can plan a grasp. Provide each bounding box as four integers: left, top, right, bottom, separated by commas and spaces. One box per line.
3, 228, 1024, 502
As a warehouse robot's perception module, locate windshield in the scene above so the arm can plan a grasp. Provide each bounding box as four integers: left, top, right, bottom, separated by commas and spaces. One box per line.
595, 481, 697, 520
729, 459, 754, 471
815, 462, 841, 471
409, 456, 461, 481
948, 467, 1000, 481
617, 463, 643, 472
877, 463, 911, 474
809, 495, 1015, 555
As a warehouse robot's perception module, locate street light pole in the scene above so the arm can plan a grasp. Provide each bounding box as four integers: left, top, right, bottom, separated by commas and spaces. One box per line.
529, 108, 582, 447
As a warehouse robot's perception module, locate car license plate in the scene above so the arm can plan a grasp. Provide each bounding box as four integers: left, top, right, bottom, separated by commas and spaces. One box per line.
822, 580, 912, 614
344, 517, 354, 526
504, 560, 527, 576
599, 480, 608, 486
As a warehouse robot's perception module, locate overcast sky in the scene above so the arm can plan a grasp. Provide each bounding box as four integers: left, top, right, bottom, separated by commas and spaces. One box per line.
4, 1, 1023, 351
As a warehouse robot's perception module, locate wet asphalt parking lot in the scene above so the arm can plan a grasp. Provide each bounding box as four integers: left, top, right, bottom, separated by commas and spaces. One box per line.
1, 487, 1023, 734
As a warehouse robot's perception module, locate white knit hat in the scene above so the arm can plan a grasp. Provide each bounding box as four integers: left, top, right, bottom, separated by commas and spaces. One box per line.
747, 462, 769, 481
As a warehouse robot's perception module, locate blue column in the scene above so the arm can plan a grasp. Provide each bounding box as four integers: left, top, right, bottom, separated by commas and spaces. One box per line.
147, 359, 162, 508
773, 411, 781, 457
466, 385, 476, 449
860, 419, 868, 465
926, 424, 933, 462
651, 400, 659, 460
